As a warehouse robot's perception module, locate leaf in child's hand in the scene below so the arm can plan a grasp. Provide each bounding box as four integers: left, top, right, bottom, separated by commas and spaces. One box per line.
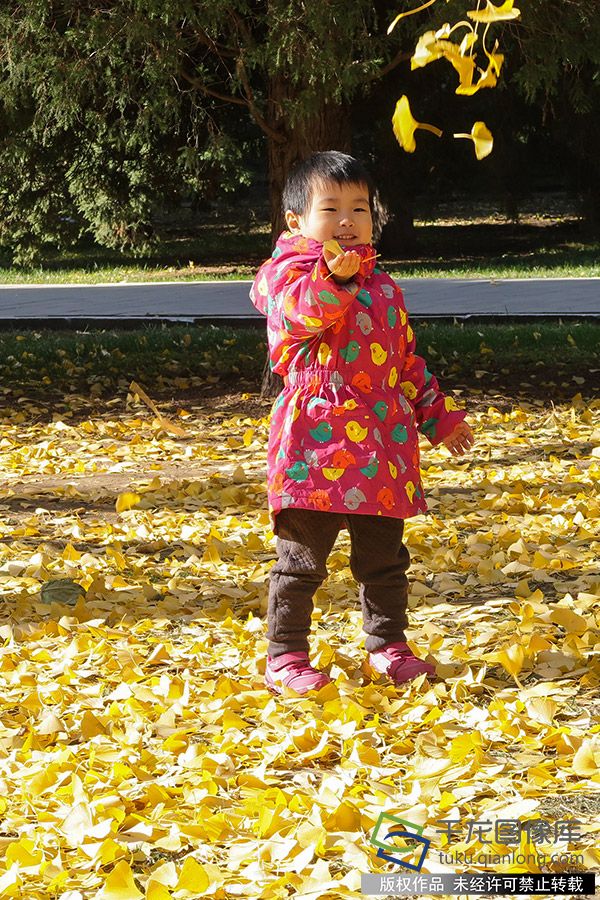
323, 239, 344, 257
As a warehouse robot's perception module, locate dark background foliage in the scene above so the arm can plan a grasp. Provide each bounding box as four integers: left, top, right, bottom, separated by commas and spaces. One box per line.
0, 0, 598, 264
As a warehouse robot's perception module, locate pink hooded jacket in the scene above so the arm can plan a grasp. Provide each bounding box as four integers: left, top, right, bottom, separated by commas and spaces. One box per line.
250, 231, 467, 533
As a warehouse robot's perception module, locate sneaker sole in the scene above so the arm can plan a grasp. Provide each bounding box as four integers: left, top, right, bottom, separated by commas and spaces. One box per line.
365, 657, 436, 684
265, 673, 331, 696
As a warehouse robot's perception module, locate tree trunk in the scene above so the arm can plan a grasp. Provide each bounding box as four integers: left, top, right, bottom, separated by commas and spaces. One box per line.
260, 79, 352, 399
377, 207, 417, 257
267, 77, 352, 243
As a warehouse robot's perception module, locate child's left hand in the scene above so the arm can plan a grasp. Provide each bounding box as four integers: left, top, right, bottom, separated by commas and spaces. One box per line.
442, 421, 474, 456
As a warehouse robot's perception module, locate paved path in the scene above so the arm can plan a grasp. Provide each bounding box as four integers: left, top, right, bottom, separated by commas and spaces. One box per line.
0, 277, 598, 322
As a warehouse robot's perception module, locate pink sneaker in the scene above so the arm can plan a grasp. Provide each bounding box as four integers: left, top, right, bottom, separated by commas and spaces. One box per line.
368, 641, 436, 684
265, 651, 332, 695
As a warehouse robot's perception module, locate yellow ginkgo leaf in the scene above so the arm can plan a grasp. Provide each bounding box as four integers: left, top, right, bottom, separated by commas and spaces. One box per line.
525, 698, 558, 726
468, 0, 521, 22
492, 643, 525, 677
81, 709, 108, 738
5, 837, 44, 868
115, 491, 141, 513
98, 860, 144, 900
392, 95, 443, 154
146, 881, 173, 900
129, 381, 186, 437
412, 31, 447, 68
459, 29, 478, 55
412, 32, 477, 90
572, 739, 600, 777
453, 121, 494, 159
387, 0, 437, 34
176, 857, 210, 893
37, 709, 66, 735
550, 606, 589, 635
322, 239, 344, 256
457, 46, 504, 94
0, 868, 22, 896
485, 45, 505, 76
449, 52, 477, 90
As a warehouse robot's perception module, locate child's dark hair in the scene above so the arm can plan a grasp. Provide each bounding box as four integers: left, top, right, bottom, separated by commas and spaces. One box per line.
282, 150, 376, 218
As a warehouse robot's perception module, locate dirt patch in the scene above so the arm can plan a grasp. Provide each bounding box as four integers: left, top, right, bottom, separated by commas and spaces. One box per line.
538, 792, 600, 821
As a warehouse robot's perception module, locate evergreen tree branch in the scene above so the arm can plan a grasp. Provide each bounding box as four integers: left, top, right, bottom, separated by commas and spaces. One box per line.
192, 28, 238, 59
376, 48, 413, 79
179, 69, 249, 106
236, 54, 286, 144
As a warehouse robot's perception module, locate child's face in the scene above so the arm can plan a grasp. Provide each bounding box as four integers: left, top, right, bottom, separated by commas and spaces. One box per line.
285, 179, 373, 246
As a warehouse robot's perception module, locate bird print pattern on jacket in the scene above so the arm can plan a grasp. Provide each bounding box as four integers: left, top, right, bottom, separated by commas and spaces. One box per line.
250, 231, 467, 533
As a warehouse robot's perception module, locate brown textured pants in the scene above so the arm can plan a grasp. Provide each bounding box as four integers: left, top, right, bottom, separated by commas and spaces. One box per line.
268, 507, 410, 658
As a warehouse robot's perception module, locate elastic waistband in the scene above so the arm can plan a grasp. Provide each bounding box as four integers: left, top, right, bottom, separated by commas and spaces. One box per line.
284, 368, 344, 388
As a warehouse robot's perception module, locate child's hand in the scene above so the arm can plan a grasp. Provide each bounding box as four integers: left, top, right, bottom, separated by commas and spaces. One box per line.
442, 421, 474, 456
323, 244, 361, 282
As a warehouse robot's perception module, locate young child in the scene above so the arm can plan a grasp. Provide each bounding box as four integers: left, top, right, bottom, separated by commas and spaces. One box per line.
250, 151, 474, 695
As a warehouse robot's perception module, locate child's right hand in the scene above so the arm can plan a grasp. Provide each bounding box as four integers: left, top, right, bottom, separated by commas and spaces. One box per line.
323, 244, 361, 282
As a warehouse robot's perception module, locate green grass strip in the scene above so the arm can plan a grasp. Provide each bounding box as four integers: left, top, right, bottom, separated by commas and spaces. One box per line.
0, 322, 596, 401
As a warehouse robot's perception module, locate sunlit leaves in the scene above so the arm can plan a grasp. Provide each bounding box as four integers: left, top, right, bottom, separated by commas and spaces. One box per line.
454, 120, 494, 158
387, 0, 438, 34
0, 389, 598, 894
392, 95, 443, 153
129, 381, 186, 437
390, 0, 520, 157
467, 0, 521, 23
115, 491, 142, 512
412, 29, 478, 91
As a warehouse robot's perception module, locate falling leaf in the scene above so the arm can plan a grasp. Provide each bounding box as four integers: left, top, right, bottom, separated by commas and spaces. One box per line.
456, 51, 504, 94
387, 0, 438, 34
392, 95, 443, 153
453, 121, 494, 158
468, 0, 521, 23
412, 31, 477, 91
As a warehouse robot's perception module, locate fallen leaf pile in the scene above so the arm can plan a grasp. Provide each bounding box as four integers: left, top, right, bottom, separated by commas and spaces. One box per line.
0, 387, 598, 898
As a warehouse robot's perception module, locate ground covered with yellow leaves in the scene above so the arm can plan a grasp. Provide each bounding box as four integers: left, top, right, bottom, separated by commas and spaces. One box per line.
0, 384, 598, 899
